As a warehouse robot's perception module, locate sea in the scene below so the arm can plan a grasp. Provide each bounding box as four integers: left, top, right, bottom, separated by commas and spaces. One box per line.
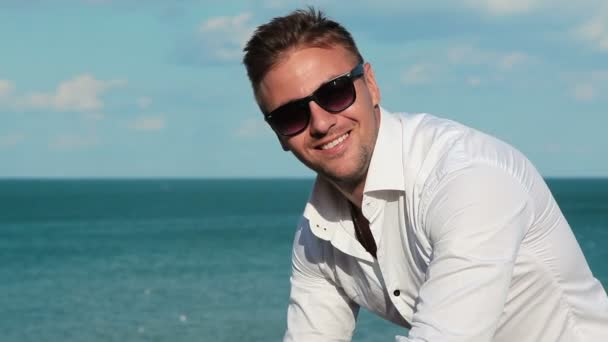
1, 178, 607, 342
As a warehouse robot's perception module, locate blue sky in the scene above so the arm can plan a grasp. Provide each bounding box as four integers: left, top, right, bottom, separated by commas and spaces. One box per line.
0, 0, 606, 178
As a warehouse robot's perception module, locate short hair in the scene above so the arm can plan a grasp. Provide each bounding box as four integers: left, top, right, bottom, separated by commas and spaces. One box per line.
242, 7, 364, 104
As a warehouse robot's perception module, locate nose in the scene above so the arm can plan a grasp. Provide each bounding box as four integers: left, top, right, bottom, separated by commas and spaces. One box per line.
308, 101, 336, 137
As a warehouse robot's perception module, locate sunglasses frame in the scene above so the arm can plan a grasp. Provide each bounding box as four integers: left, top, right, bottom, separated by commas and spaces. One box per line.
264, 63, 365, 137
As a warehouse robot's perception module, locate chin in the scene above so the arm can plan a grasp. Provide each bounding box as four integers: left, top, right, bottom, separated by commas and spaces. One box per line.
309, 149, 371, 188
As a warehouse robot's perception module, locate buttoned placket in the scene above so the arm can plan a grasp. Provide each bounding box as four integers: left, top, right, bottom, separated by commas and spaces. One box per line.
373, 193, 417, 326
364, 195, 408, 310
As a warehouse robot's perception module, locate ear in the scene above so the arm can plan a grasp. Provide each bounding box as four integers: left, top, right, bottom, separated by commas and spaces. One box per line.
363, 63, 381, 107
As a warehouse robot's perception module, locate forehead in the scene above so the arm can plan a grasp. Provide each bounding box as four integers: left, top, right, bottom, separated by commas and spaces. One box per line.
258, 46, 358, 110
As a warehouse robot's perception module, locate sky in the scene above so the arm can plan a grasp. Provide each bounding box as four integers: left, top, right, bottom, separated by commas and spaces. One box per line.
0, 0, 607, 178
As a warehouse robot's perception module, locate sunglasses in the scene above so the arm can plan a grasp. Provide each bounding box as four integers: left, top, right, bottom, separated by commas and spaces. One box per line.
264, 63, 364, 136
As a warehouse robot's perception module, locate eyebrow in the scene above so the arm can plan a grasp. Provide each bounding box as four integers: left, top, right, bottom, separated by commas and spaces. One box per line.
276, 68, 353, 108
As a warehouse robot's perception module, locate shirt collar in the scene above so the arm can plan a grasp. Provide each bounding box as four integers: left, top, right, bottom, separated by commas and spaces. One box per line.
302, 176, 347, 241
303, 107, 405, 241
363, 106, 405, 194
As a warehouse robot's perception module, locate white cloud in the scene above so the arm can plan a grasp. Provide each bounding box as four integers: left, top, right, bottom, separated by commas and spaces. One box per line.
50, 74, 124, 111
84, 0, 112, 4
447, 45, 486, 65
262, 0, 290, 9
130, 116, 165, 131
447, 45, 531, 71
575, 8, 608, 52
83, 112, 105, 121
464, 0, 545, 15
458, 1, 608, 52
573, 83, 596, 101
440, 45, 535, 87
401, 64, 438, 85
468, 77, 482, 87
0, 133, 25, 148
49, 134, 99, 151
235, 117, 268, 137
570, 69, 608, 101
0, 80, 15, 97
5, 74, 126, 112
401, 47, 529, 86
197, 12, 255, 62
591, 70, 608, 81
137, 96, 152, 109
499, 52, 529, 70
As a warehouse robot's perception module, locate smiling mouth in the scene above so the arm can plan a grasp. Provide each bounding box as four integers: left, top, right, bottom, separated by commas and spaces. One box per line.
319, 132, 350, 150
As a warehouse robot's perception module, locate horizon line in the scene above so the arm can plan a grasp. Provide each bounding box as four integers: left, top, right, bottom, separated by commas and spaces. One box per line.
1, 176, 607, 181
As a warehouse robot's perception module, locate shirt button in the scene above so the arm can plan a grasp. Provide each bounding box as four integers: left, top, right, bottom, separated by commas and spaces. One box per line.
393, 289, 400, 296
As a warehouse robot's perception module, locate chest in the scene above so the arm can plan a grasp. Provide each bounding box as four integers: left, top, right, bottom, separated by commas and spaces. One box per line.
326, 197, 432, 326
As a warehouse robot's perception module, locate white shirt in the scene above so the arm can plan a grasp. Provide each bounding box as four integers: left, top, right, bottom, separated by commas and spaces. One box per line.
283, 108, 608, 342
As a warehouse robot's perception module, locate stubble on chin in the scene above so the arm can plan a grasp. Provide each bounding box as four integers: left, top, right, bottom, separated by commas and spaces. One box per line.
319, 144, 371, 194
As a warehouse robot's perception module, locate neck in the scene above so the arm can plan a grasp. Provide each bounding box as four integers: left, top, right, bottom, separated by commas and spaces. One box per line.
328, 174, 367, 209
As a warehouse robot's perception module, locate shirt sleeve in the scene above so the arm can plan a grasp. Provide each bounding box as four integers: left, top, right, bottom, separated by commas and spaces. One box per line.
284, 220, 360, 342
400, 165, 534, 342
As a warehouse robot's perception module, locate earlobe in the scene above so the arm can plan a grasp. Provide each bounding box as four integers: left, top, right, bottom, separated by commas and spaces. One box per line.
364, 63, 381, 107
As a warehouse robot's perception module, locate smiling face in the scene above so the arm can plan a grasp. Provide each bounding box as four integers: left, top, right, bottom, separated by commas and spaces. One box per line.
258, 46, 381, 193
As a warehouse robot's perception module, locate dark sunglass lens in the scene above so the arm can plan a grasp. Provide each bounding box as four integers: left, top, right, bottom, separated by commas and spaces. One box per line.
271, 103, 309, 136
316, 77, 355, 112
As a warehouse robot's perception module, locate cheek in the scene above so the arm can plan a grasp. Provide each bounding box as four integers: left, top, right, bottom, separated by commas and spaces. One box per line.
283, 136, 307, 154
346, 92, 375, 122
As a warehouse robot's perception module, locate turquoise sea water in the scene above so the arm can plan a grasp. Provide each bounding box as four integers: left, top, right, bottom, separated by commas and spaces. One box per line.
1, 178, 607, 341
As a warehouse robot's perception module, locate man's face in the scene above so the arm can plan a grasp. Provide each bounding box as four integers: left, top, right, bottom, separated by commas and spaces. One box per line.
258, 46, 381, 189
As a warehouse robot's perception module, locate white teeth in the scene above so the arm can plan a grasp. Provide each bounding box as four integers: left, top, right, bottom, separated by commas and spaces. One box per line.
320, 133, 349, 150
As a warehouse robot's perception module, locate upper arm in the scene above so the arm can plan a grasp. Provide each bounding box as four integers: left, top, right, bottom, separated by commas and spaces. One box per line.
406, 166, 534, 341
284, 220, 359, 342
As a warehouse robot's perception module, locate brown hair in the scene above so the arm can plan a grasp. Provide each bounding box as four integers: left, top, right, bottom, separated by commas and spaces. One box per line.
243, 7, 363, 104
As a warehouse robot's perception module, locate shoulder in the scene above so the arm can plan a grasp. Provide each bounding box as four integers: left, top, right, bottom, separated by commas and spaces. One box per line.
399, 113, 534, 190
394, 112, 539, 224
292, 217, 324, 263
291, 216, 334, 280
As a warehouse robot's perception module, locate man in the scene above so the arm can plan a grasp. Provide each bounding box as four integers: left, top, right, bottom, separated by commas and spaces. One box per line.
242, 7, 608, 342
